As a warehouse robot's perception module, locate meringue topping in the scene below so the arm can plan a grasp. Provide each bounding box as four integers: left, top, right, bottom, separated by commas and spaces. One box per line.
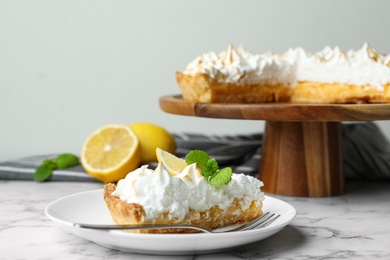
183, 44, 296, 86
283, 43, 390, 90
112, 162, 264, 222
182, 43, 390, 90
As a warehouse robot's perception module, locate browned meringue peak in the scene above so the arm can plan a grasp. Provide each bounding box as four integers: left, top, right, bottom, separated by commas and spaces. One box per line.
383, 55, 390, 67
357, 43, 390, 67
222, 44, 244, 65
314, 46, 348, 62
362, 42, 381, 62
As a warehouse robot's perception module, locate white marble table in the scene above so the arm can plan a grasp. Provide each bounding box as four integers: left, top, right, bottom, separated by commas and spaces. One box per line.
1, 180, 390, 259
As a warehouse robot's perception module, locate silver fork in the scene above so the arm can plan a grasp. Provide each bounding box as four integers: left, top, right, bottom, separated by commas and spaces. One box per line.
73, 212, 280, 233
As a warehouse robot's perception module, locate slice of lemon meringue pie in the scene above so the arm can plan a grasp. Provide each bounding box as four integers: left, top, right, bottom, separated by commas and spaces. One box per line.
103, 149, 264, 233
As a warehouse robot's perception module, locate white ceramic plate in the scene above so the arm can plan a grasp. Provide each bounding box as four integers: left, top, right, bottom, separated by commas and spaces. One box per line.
45, 189, 296, 255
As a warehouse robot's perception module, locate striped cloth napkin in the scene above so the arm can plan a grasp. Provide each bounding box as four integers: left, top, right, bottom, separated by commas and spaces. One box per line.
1, 122, 389, 182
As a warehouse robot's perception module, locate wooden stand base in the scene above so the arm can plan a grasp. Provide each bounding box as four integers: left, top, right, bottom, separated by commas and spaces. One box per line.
260, 121, 344, 197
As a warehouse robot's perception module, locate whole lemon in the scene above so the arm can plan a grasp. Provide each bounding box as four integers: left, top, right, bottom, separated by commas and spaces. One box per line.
130, 122, 176, 163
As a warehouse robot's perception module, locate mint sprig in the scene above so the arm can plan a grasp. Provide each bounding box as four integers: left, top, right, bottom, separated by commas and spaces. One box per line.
185, 150, 232, 186
33, 153, 79, 182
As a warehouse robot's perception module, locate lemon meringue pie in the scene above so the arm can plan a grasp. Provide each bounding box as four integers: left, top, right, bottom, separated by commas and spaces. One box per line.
103, 161, 264, 233
177, 43, 390, 103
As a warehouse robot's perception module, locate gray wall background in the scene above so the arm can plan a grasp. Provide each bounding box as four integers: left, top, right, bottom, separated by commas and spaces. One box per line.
1, 0, 390, 160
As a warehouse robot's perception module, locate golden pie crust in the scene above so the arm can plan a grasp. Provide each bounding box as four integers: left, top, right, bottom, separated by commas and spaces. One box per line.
176, 72, 390, 104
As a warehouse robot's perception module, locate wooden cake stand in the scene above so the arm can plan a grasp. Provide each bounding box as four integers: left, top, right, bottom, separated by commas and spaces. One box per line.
159, 95, 390, 197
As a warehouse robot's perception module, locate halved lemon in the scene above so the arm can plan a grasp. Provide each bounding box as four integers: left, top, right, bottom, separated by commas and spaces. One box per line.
81, 124, 141, 183
156, 147, 187, 175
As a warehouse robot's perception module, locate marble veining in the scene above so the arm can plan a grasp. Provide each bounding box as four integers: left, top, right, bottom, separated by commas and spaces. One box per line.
1, 180, 390, 259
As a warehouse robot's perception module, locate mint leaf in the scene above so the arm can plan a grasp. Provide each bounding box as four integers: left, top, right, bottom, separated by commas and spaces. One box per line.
185, 150, 232, 186
206, 158, 218, 176
209, 167, 232, 186
186, 150, 211, 174
56, 153, 79, 169
33, 163, 55, 182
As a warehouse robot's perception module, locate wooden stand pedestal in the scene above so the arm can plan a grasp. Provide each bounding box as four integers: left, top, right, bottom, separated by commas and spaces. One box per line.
260, 121, 344, 197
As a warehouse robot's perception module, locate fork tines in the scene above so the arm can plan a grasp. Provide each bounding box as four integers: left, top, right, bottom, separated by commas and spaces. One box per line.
239, 212, 280, 231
